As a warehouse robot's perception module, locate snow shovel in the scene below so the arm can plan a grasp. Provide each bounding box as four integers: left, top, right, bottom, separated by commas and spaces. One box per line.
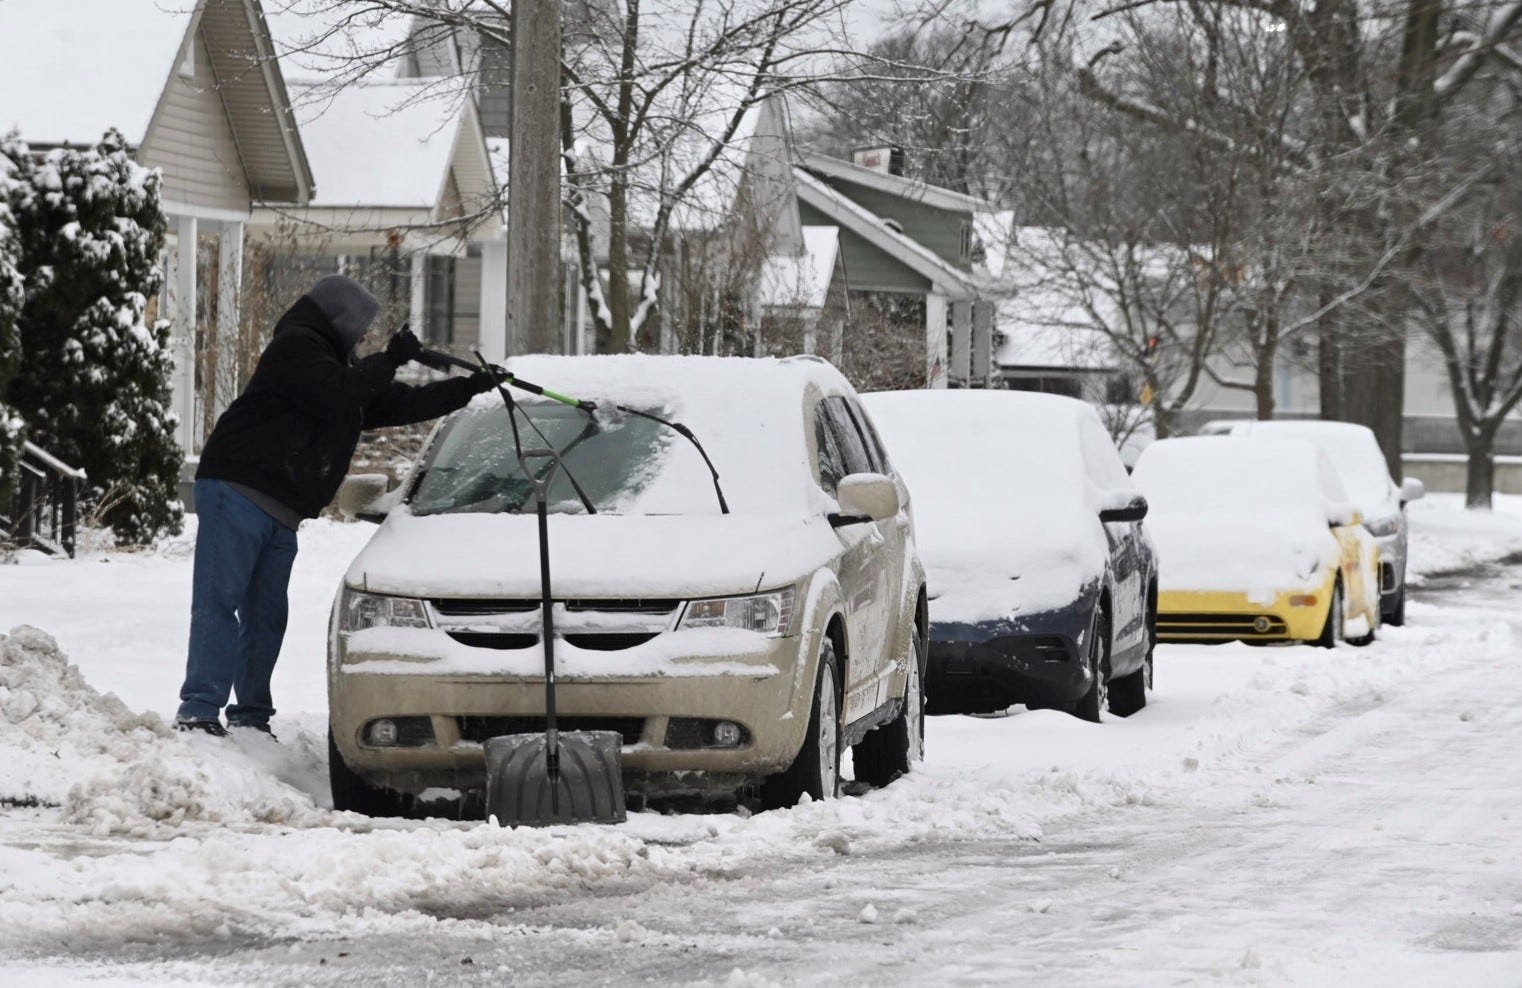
465, 359, 626, 827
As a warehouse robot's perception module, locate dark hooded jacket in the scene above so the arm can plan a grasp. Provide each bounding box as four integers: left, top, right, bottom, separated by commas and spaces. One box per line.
196, 294, 478, 520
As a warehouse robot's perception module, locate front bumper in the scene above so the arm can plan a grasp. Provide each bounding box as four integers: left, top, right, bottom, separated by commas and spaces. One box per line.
1157, 581, 1333, 643
925, 602, 1094, 714
328, 631, 812, 796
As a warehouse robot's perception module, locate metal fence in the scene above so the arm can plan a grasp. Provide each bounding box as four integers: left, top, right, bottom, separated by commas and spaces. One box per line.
2, 442, 85, 558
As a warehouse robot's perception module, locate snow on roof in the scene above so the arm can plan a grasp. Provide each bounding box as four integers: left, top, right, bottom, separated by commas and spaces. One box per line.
291, 81, 461, 208
974, 210, 1015, 280
758, 226, 839, 309
261, 0, 423, 85
793, 167, 976, 299
995, 302, 1116, 371
801, 150, 990, 214
1226, 420, 1397, 510
0, 0, 192, 146
861, 389, 1111, 621
494, 354, 852, 517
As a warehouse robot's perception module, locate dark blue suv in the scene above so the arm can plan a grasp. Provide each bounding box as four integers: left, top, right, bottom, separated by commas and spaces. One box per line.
861, 391, 1157, 722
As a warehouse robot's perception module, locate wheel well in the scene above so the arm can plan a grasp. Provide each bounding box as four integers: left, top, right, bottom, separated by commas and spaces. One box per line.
825, 614, 847, 699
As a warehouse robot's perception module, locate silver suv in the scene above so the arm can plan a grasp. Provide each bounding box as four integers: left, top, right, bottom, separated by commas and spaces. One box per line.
327, 355, 927, 815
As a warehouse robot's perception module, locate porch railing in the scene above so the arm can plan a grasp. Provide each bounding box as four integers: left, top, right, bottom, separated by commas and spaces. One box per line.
2, 441, 86, 558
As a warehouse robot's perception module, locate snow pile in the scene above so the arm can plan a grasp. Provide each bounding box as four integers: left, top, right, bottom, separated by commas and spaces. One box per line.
861, 390, 1116, 622
0, 626, 325, 834
1405, 493, 1522, 579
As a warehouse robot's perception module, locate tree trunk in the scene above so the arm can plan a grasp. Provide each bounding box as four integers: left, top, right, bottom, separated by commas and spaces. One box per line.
1465, 426, 1497, 510
606, 184, 630, 353
1317, 295, 1345, 420
1255, 315, 1278, 419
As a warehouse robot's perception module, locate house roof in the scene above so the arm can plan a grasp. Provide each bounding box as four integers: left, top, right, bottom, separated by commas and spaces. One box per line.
800, 150, 990, 215
291, 81, 489, 213
0, 0, 194, 146
792, 167, 977, 300
758, 226, 839, 309
262, 0, 432, 85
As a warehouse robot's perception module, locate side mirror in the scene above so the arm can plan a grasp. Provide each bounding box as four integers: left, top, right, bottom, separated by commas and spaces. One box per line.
1098, 490, 1148, 523
338, 473, 394, 524
829, 472, 900, 527
1400, 477, 1425, 504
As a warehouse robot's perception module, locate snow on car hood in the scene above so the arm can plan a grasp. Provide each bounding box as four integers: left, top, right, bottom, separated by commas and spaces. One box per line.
922, 525, 1107, 624
346, 508, 841, 599
1144, 510, 1337, 602
1134, 438, 1345, 602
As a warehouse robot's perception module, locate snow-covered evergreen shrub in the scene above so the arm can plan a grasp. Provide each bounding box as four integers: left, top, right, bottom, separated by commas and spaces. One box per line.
0, 151, 25, 507
1, 130, 182, 543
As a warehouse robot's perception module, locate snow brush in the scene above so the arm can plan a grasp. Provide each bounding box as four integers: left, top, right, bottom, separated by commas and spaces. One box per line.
417, 346, 730, 514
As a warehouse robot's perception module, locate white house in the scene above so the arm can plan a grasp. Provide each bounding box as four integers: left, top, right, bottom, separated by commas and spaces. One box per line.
0, 0, 314, 453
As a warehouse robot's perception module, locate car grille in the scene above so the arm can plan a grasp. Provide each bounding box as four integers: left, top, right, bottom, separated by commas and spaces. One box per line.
457, 716, 646, 745
564, 633, 660, 651
431, 598, 681, 616
445, 631, 538, 650
446, 631, 661, 651
1158, 613, 1288, 639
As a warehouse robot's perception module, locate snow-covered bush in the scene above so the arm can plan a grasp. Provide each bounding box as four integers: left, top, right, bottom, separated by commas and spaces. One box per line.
0, 149, 24, 507
1, 130, 182, 543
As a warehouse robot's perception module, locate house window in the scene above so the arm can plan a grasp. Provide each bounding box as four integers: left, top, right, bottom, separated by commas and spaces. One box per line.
960, 221, 973, 262
425, 256, 457, 345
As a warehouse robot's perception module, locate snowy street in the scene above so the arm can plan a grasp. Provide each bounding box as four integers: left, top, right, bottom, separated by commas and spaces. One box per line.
0, 498, 1520, 985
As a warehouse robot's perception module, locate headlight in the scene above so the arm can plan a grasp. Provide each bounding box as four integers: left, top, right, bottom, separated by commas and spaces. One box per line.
679, 588, 795, 637
1363, 515, 1400, 538
341, 587, 431, 632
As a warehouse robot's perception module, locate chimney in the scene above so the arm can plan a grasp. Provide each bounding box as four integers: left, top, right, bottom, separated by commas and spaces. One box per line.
851, 145, 905, 176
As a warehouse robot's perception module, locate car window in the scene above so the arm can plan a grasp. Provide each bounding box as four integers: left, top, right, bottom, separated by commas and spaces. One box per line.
822, 397, 874, 476
844, 400, 892, 474
1080, 417, 1131, 490
815, 405, 848, 495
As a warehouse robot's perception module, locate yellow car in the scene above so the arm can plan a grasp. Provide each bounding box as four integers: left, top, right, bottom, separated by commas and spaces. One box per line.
1132, 436, 1381, 647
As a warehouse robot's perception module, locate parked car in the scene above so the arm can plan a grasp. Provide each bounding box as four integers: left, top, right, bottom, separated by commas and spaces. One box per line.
1219, 420, 1424, 624
1132, 436, 1382, 647
861, 390, 1156, 722
326, 355, 927, 816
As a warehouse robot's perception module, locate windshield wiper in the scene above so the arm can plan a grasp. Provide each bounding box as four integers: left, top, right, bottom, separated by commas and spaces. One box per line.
418, 347, 731, 515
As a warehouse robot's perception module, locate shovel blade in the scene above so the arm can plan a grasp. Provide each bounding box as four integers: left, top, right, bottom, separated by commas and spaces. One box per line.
484, 730, 627, 826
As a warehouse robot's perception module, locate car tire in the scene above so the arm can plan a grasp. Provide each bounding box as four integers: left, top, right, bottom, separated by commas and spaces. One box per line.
1108, 622, 1150, 718
853, 633, 925, 787
1384, 586, 1406, 627
1316, 582, 1344, 649
1073, 608, 1109, 723
762, 640, 841, 810
328, 728, 411, 818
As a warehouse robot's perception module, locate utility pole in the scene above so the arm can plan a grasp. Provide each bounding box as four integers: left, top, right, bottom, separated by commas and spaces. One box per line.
507, 0, 562, 353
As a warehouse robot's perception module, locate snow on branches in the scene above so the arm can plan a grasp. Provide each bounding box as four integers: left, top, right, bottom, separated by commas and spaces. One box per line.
0, 130, 182, 543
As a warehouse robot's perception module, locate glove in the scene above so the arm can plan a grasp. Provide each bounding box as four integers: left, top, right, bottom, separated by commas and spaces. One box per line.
470, 369, 502, 394
385, 328, 423, 366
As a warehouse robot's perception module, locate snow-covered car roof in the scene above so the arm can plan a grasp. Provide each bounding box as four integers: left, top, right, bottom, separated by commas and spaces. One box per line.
481, 354, 850, 517
1132, 436, 1353, 595
861, 389, 1114, 621
1222, 420, 1396, 511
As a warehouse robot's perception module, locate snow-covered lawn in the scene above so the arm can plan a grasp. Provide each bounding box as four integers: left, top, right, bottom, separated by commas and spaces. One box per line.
2, 494, 1521, 984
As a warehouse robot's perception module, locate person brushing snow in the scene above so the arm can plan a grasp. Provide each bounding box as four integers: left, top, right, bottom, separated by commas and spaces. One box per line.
175, 275, 495, 737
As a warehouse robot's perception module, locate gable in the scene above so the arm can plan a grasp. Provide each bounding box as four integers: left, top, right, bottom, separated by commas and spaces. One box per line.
139, 32, 252, 213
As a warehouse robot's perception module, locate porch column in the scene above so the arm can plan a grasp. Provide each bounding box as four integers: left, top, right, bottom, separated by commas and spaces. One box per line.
478, 240, 508, 362
409, 252, 427, 343
212, 220, 244, 430
949, 299, 972, 386
169, 214, 198, 452
971, 300, 994, 386
925, 292, 948, 389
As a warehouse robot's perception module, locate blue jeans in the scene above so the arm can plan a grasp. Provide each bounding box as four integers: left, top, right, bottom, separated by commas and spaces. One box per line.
178, 479, 299, 726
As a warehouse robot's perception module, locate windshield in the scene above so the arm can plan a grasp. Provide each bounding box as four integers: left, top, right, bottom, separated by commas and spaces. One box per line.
408, 403, 672, 516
